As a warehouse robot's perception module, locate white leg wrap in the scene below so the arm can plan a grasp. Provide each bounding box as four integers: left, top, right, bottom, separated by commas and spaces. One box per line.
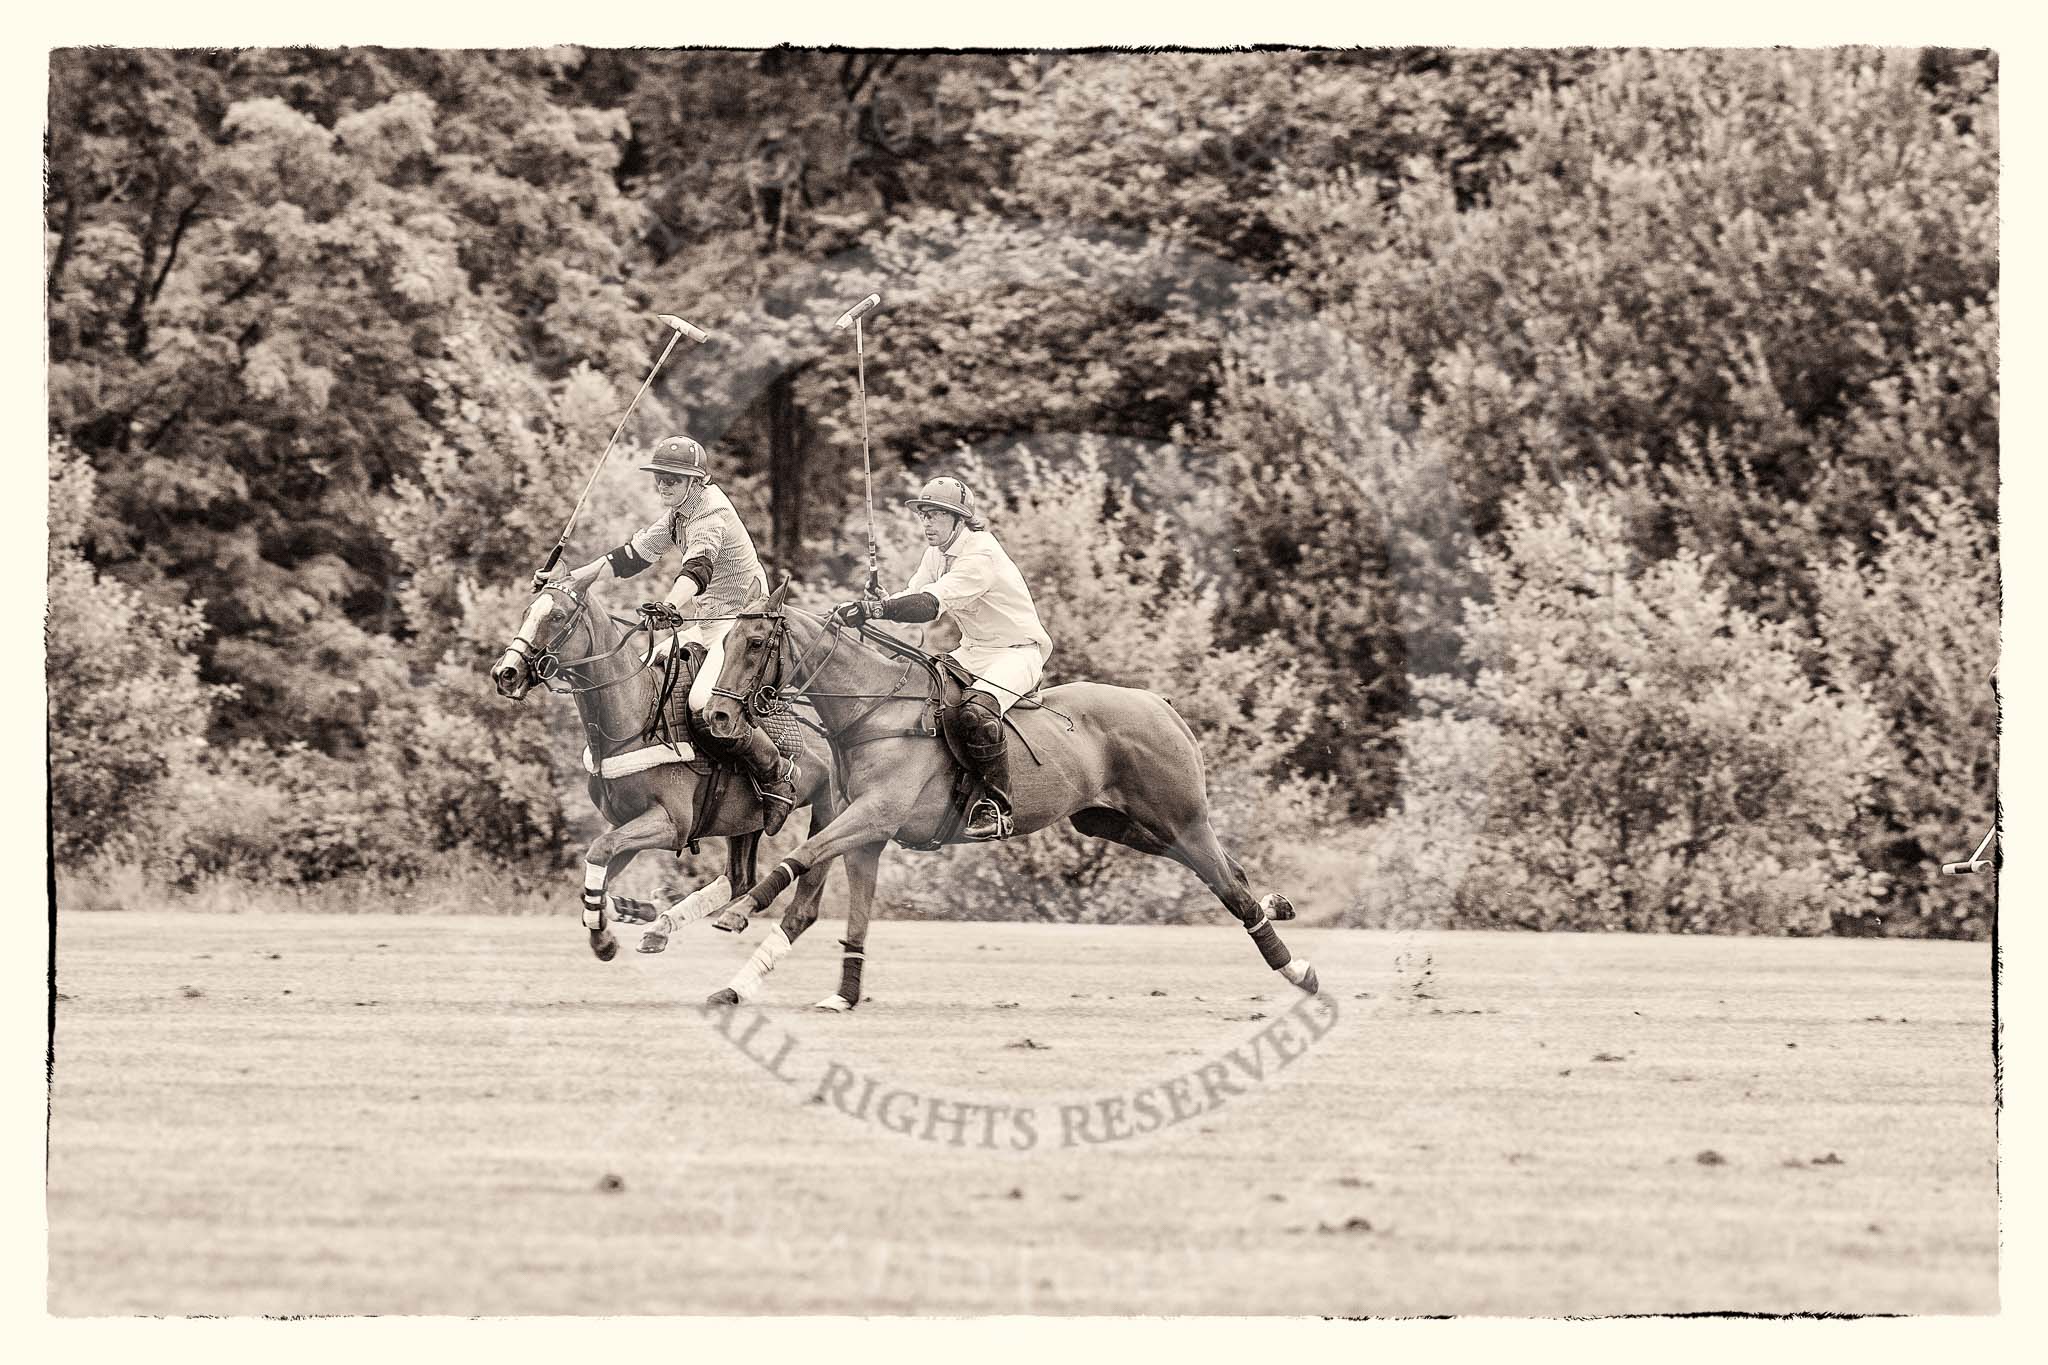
669, 875, 731, 924
583, 862, 607, 893
1279, 959, 1312, 987
725, 927, 793, 1003
583, 902, 606, 931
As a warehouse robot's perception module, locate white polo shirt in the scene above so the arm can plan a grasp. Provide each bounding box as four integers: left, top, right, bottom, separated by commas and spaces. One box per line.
903, 528, 1052, 658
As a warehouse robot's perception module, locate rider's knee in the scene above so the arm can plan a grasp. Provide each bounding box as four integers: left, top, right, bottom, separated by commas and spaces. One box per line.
960, 690, 1002, 733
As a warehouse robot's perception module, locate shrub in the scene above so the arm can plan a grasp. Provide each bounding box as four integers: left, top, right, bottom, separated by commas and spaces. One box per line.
1353, 481, 1887, 934
46, 448, 224, 863
1815, 490, 1998, 937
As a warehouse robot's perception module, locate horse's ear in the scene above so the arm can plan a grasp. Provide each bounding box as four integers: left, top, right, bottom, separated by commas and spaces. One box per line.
767, 575, 792, 611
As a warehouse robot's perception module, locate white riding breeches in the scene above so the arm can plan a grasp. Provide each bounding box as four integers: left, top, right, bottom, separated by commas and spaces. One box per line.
953, 642, 1047, 715
673, 614, 737, 655
684, 613, 746, 713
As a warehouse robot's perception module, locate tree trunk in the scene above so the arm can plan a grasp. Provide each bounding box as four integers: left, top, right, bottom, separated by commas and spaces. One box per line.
767, 369, 804, 579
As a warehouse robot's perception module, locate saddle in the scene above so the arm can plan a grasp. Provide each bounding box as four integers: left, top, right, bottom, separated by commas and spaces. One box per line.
644, 640, 713, 761
893, 652, 1044, 852
640, 635, 797, 853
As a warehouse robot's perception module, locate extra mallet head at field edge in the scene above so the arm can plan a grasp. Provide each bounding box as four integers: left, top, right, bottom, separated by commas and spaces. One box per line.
1940, 827, 1998, 875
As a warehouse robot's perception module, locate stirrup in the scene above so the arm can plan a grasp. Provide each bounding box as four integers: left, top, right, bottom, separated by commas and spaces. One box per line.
964, 799, 1013, 841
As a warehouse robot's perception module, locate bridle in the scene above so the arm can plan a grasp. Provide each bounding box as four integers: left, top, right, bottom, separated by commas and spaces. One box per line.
710, 604, 934, 748
700, 608, 799, 720
504, 584, 657, 697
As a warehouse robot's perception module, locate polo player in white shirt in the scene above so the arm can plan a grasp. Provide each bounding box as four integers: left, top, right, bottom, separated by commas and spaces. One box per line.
549, 435, 801, 834
833, 476, 1052, 840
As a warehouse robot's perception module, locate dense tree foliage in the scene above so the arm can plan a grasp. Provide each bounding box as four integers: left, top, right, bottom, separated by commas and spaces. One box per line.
46, 47, 1997, 935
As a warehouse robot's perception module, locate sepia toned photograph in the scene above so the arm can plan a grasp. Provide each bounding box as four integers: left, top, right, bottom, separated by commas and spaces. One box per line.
43, 42, 1998, 1318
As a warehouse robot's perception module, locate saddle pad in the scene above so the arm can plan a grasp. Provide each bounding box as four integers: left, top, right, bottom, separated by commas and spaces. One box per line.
582, 742, 696, 780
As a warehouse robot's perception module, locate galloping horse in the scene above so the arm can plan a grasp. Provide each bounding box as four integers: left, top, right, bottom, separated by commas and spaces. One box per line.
687, 580, 1315, 1007
490, 583, 839, 963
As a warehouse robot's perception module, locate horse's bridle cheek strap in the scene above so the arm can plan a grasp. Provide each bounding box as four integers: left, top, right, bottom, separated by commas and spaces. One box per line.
721, 615, 791, 716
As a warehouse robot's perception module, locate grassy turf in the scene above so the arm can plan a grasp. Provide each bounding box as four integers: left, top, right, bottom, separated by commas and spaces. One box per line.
49, 912, 1995, 1315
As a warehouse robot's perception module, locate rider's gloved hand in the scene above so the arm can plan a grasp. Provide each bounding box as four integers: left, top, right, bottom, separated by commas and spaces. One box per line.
641, 601, 687, 630
831, 600, 872, 628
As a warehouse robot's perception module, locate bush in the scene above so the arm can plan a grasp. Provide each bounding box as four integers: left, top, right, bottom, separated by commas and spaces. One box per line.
1352, 482, 1887, 934
1816, 490, 1998, 937
46, 449, 224, 863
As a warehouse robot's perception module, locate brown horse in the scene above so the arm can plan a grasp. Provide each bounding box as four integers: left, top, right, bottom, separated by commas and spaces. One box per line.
689, 580, 1315, 1007
489, 582, 840, 963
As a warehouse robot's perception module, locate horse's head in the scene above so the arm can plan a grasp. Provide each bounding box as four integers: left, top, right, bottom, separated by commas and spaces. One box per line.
491, 583, 591, 701
696, 578, 793, 740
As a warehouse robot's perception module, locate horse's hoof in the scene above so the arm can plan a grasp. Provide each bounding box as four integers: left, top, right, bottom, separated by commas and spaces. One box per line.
1261, 892, 1296, 922
637, 926, 671, 955
712, 907, 750, 934
814, 995, 855, 1013
705, 988, 741, 1007
1284, 962, 1319, 996
590, 931, 619, 963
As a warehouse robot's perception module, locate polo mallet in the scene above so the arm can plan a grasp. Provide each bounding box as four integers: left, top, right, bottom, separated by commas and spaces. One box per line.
1941, 826, 1997, 876
833, 292, 884, 599
531, 313, 709, 591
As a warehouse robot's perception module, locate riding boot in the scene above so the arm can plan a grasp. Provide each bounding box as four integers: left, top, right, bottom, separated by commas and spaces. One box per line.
735, 726, 800, 837
958, 699, 1014, 841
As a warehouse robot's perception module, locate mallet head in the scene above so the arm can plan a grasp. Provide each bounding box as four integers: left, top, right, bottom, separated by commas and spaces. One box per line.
834, 294, 883, 331
658, 314, 710, 344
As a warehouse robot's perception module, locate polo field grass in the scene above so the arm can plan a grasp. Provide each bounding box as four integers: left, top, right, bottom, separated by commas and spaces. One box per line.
49, 912, 1995, 1316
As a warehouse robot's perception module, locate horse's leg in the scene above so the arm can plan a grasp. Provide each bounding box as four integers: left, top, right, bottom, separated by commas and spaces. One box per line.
700, 794, 907, 1005
702, 831, 765, 935
816, 839, 882, 1012
732, 830, 763, 890
637, 830, 756, 953
1174, 820, 1316, 993
1076, 807, 1317, 995
709, 843, 835, 1006
1223, 851, 1294, 920
710, 828, 765, 934
581, 806, 682, 963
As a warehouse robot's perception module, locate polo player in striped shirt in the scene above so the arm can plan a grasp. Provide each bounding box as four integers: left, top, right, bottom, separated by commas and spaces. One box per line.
548, 435, 801, 834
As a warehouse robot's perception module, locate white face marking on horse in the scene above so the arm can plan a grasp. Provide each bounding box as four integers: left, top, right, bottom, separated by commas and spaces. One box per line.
495, 594, 565, 695
518, 593, 557, 643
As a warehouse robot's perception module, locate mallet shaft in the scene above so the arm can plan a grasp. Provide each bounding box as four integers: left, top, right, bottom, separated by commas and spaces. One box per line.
857, 316, 879, 592
534, 315, 704, 588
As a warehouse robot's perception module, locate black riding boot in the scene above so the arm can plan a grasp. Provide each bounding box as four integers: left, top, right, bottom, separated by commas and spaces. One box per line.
747, 728, 800, 837
954, 693, 1014, 840
718, 725, 798, 837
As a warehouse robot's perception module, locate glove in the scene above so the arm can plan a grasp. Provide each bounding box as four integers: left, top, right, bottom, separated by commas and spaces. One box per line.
641, 601, 687, 630
831, 600, 872, 628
